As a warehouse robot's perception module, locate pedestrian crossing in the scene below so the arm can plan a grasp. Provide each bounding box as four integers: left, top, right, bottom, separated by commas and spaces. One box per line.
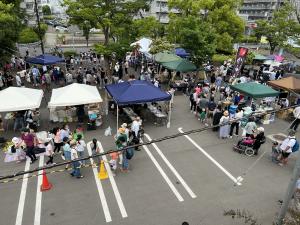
8, 131, 244, 225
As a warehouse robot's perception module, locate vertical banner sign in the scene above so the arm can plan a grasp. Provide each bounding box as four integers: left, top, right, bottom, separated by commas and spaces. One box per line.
232, 47, 248, 77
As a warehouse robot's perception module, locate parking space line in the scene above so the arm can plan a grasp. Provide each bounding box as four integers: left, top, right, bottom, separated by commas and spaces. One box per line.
144, 134, 197, 199
142, 141, 184, 202
34, 156, 44, 225
15, 159, 31, 225
86, 143, 112, 223
178, 128, 242, 186
97, 141, 128, 218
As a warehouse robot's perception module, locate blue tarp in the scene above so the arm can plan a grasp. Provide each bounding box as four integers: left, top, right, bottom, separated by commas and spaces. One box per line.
175, 48, 190, 58
105, 80, 171, 105
26, 54, 65, 65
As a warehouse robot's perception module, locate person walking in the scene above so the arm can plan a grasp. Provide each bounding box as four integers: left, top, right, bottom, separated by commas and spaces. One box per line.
278, 130, 297, 166
252, 127, 266, 155
21, 128, 37, 163
53, 127, 63, 153
45, 141, 55, 165
62, 137, 71, 169
290, 106, 300, 131
76, 134, 86, 165
70, 140, 84, 178
131, 117, 141, 139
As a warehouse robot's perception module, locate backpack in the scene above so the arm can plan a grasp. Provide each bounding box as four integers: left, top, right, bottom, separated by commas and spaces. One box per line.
291, 139, 299, 153
125, 147, 134, 160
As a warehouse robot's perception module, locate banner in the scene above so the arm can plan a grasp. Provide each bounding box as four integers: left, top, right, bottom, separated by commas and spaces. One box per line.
232, 47, 248, 77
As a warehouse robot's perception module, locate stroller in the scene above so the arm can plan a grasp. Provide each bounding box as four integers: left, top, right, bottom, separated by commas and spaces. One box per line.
233, 137, 256, 156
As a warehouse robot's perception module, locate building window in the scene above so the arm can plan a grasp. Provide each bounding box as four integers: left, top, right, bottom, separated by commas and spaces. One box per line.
26, 3, 34, 10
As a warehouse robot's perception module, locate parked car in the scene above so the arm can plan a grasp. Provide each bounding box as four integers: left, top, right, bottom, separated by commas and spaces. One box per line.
44, 20, 54, 26
55, 26, 68, 33
90, 28, 101, 33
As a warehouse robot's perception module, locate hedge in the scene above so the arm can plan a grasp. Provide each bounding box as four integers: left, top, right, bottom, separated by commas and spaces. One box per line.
18, 27, 39, 44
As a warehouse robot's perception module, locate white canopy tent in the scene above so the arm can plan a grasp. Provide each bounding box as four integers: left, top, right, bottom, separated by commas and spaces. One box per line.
48, 83, 103, 108
0, 87, 43, 112
130, 37, 152, 53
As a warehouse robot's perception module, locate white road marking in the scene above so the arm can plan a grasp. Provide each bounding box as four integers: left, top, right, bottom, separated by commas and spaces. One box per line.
178, 128, 242, 186
87, 143, 112, 223
142, 141, 184, 202
97, 141, 128, 218
34, 156, 44, 225
144, 134, 197, 199
15, 159, 31, 225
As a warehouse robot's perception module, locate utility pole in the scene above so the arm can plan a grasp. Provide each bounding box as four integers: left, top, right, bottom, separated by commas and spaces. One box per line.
34, 0, 45, 54
276, 152, 300, 225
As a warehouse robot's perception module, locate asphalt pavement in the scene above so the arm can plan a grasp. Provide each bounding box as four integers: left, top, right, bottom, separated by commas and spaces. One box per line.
0, 92, 298, 225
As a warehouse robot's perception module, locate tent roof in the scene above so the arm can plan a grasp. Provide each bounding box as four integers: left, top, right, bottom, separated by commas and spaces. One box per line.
154, 52, 181, 63
105, 80, 171, 105
130, 38, 152, 53
26, 54, 65, 65
161, 58, 197, 72
230, 82, 279, 98
48, 83, 102, 108
0, 87, 43, 112
268, 77, 300, 91
254, 54, 267, 60
175, 48, 190, 58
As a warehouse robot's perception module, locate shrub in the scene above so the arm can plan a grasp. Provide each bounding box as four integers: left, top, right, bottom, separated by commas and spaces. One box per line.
64, 50, 78, 57
18, 27, 39, 44
212, 54, 234, 64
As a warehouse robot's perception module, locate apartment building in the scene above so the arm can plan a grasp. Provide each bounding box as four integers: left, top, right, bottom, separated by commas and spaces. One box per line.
239, 0, 283, 21
20, 0, 43, 26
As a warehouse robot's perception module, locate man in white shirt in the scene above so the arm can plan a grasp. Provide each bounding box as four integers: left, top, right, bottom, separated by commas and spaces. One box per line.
279, 130, 297, 166
290, 106, 300, 131
131, 117, 141, 138
65, 71, 73, 84
15, 74, 22, 87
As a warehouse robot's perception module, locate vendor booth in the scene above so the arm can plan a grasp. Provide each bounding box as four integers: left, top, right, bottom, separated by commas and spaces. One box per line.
230, 82, 280, 124
105, 80, 172, 128
154, 52, 181, 63
0, 87, 43, 130
268, 76, 300, 120
26, 54, 65, 65
48, 83, 103, 129
161, 58, 197, 73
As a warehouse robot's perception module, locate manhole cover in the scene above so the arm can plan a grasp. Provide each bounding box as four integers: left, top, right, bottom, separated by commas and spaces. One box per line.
273, 134, 286, 141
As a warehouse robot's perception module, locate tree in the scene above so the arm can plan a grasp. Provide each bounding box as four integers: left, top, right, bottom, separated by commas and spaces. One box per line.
33, 23, 48, 42
167, 15, 216, 65
0, 1, 21, 63
149, 37, 173, 54
64, 0, 150, 46
168, 0, 244, 54
129, 16, 163, 40
18, 27, 39, 43
254, 3, 300, 54
42, 5, 51, 15
82, 20, 91, 47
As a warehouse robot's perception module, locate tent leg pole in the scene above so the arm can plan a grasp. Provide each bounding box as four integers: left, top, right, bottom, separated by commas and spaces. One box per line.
105, 91, 108, 116
117, 104, 119, 132
167, 101, 172, 128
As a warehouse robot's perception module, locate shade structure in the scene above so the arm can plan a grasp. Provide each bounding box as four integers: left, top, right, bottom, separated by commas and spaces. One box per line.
26, 54, 65, 65
161, 58, 197, 72
0, 87, 43, 112
175, 48, 190, 58
230, 82, 279, 98
48, 83, 102, 108
154, 52, 181, 63
130, 38, 152, 53
268, 77, 300, 92
105, 80, 171, 105
263, 60, 281, 67
254, 54, 267, 61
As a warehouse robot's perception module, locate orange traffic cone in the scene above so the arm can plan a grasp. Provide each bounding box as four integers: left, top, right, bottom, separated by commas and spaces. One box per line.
40, 169, 53, 192
98, 160, 108, 180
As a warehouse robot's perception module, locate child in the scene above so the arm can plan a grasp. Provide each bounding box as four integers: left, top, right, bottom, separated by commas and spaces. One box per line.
45, 141, 55, 165
199, 108, 206, 123
109, 151, 119, 176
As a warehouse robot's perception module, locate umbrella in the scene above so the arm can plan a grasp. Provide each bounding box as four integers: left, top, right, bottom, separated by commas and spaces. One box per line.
161, 58, 197, 72
175, 48, 190, 58
154, 52, 181, 63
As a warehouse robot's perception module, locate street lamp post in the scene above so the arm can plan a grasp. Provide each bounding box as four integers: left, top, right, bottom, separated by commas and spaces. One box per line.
33, 0, 45, 54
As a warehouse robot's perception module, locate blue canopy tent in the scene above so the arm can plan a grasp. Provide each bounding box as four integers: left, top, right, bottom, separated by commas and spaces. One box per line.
26, 54, 65, 65
175, 48, 190, 58
105, 80, 172, 128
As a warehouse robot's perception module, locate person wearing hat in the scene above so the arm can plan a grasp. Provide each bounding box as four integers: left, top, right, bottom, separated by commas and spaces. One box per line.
21, 128, 37, 163
252, 127, 266, 155
219, 110, 230, 139
121, 123, 129, 138
115, 127, 128, 165
244, 117, 257, 137
278, 130, 297, 166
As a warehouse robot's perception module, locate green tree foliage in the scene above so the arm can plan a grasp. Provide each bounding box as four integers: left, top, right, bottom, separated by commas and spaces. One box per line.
167, 15, 216, 65
95, 42, 133, 60
64, 0, 149, 45
255, 3, 300, 54
18, 27, 39, 43
0, 1, 21, 62
81, 20, 91, 47
168, 0, 244, 55
42, 5, 51, 15
33, 23, 48, 41
149, 37, 173, 54
129, 16, 163, 40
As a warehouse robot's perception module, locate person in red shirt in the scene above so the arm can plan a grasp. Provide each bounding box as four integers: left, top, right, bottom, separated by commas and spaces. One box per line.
21, 128, 37, 163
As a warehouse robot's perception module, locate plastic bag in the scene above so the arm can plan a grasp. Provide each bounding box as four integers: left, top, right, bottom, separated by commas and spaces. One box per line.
104, 126, 112, 136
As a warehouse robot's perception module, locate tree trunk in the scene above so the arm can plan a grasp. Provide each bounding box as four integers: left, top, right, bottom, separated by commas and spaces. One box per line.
270, 44, 276, 54
86, 38, 89, 47
104, 27, 109, 46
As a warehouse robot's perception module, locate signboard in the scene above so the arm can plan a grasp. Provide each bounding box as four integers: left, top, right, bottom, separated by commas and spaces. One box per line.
232, 47, 248, 77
